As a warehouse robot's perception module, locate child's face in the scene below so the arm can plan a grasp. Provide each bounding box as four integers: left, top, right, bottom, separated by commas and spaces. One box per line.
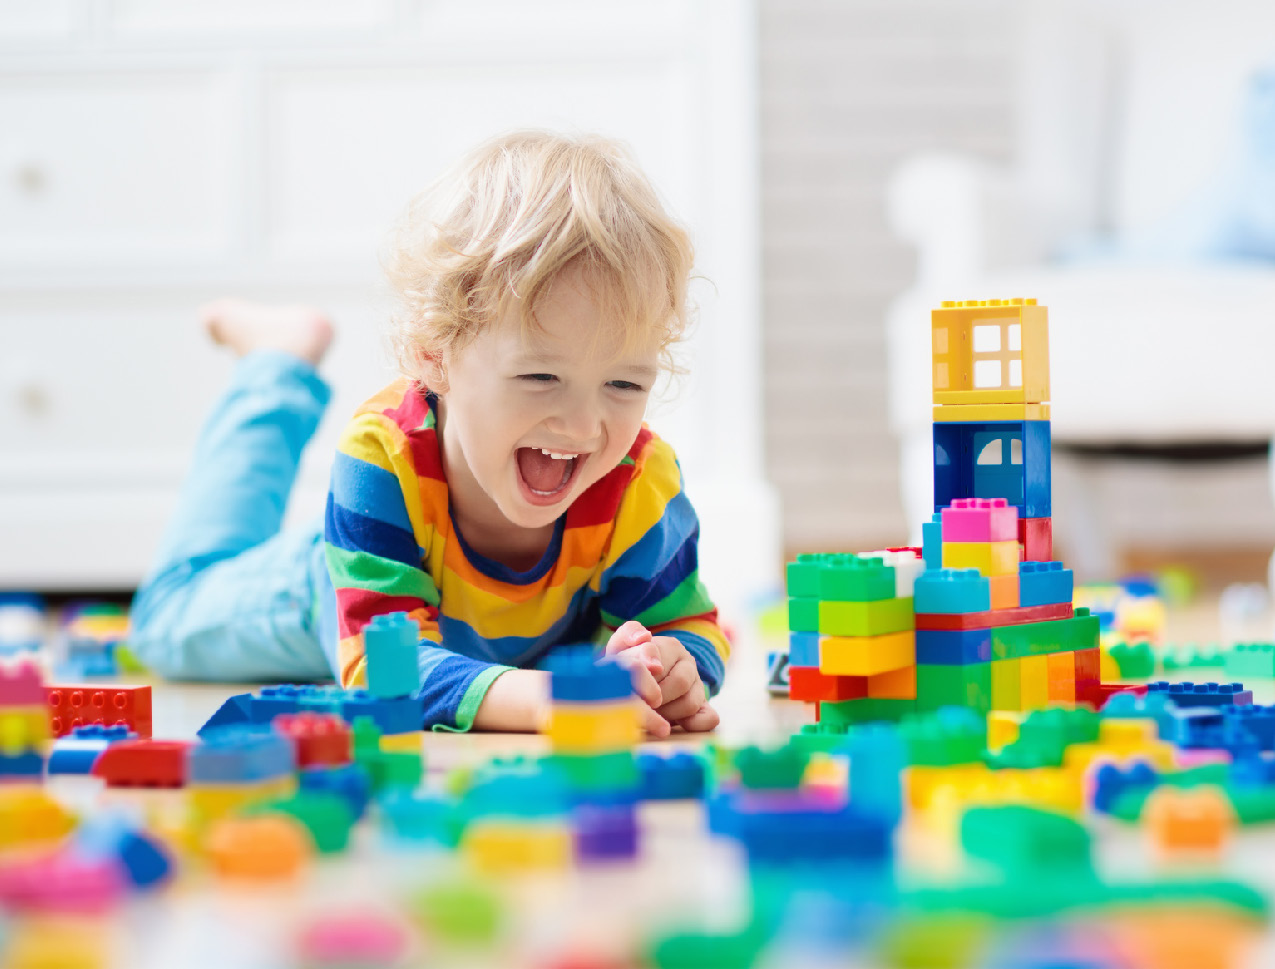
434, 262, 661, 533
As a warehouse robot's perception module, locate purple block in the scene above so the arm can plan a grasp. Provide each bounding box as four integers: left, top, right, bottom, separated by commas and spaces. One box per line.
574, 806, 639, 862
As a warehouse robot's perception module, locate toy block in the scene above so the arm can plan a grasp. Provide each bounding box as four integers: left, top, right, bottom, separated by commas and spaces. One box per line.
916, 627, 991, 664
46, 684, 152, 738
787, 597, 819, 633
47, 724, 136, 776
819, 630, 914, 676
915, 663, 991, 714
273, 713, 352, 768
785, 554, 824, 597
861, 548, 925, 597
1018, 516, 1052, 562
199, 693, 254, 736
988, 574, 1019, 610
576, 804, 639, 861
787, 665, 867, 703
0, 657, 45, 705
990, 608, 1100, 660
1166, 707, 1228, 750
914, 568, 990, 614
931, 298, 1050, 406
1108, 640, 1156, 678
941, 497, 1019, 543
846, 725, 906, 824
0, 707, 49, 752
363, 612, 418, 699
915, 600, 1072, 632
547, 703, 641, 751
299, 764, 372, 821
339, 691, 426, 735
188, 726, 296, 785
789, 631, 820, 667
867, 665, 916, 699
1047, 651, 1076, 705
247, 790, 355, 854
1225, 643, 1275, 679
991, 659, 1022, 711
933, 420, 1052, 518
1161, 643, 1226, 673
1146, 681, 1253, 708
1019, 561, 1074, 607
1223, 704, 1275, 751
1074, 647, 1101, 708
987, 709, 1022, 749
819, 697, 914, 729
942, 540, 1019, 577
1019, 655, 1050, 710
922, 514, 943, 569
463, 819, 573, 872
818, 596, 914, 637
1144, 786, 1233, 858
190, 778, 298, 829
766, 650, 789, 696
93, 739, 189, 788
817, 556, 896, 602
547, 652, 633, 703
933, 402, 1051, 422
547, 751, 639, 796
637, 750, 706, 800
735, 744, 810, 790
0, 750, 43, 779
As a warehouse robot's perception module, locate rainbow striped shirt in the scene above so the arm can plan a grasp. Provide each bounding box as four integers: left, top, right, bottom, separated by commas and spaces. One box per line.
321, 379, 729, 731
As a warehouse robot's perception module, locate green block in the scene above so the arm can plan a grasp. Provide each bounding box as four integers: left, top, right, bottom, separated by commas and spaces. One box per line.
372, 751, 424, 792
787, 597, 819, 633
989, 707, 1099, 769
414, 876, 505, 944
546, 751, 637, 791
962, 805, 1093, 876
1108, 640, 1157, 678
1225, 642, 1275, 679
818, 596, 914, 636
899, 709, 986, 766
1161, 642, 1225, 673
247, 791, 353, 854
647, 926, 767, 969
734, 745, 809, 791
990, 610, 1100, 660
785, 555, 824, 598
818, 555, 895, 602
819, 697, 914, 729
874, 913, 992, 969
915, 663, 991, 715
790, 724, 853, 752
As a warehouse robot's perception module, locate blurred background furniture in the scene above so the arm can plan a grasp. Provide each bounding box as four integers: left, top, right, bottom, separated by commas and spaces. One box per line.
886, 0, 1275, 582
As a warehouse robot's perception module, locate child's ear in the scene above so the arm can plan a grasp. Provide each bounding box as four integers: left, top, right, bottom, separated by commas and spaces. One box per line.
416, 348, 449, 393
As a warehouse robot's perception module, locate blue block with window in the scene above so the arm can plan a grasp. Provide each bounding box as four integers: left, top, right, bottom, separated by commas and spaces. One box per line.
933, 420, 1051, 518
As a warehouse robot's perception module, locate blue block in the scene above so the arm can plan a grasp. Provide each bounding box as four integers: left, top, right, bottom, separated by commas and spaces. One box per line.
1018, 561, 1074, 607
546, 649, 634, 703
914, 568, 991, 614
364, 612, 419, 700
1147, 681, 1254, 708
189, 725, 296, 784
1168, 708, 1228, 749
198, 693, 255, 736
922, 513, 943, 570
47, 725, 136, 775
933, 420, 1051, 518
75, 815, 172, 889
379, 790, 458, 845
846, 724, 904, 826
0, 751, 43, 778
301, 764, 372, 820
638, 750, 706, 800
731, 800, 892, 865
1092, 761, 1158, 814
1100, 691, 1178, 739
1230, 751, 1275, 787
789, 632, 821, 667
340, 691, 425, 735
916, 628, 991, 665
1223, 704, 1275, 751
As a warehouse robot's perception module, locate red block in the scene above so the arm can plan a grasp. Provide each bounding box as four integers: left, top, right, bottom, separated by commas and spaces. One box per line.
1019, 517, 1053, 562
788, 666, 868, 703
46, 685, 153, 739
1073, 646, 1102, 708
915, 601, 1073, 631
274, 712, 352, 767
1091, 683, 1150, 711
92, 739, 189, 788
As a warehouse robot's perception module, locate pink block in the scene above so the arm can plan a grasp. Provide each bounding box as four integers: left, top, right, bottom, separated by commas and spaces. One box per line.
0, 658, 45, 706
0, 851, 125, 914
941, 498, 1019, 543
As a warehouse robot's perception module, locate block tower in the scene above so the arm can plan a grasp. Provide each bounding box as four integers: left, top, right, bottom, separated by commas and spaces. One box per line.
785, 299, 1101, 726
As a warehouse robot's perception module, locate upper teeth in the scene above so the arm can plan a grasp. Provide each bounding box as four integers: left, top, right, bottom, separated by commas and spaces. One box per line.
538, 449, 577, 460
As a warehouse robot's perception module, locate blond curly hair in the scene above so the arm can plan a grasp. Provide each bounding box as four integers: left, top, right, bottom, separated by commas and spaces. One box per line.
385, 130, 695, 382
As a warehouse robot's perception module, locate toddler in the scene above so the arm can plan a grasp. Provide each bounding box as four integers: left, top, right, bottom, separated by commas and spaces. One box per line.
132, 131, 727, 735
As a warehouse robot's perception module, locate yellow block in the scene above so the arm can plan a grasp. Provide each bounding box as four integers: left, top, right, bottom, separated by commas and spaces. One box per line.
991, 659, 1022, 712
867, 664, 916, 699
1047, 651, 1076, 705
0, 787, 75, 849
8, 916, 111, 969
933, 402, 1052, 422
1099, 647, 1120, 682
819, 630, 915, 676
0, 707, 50, 754
547, 702, 641, 751
925, 766, 1083, 837
1019, 654, 1050, 711
942, 541, 1019, 577
986, 710, 1022, 751
462, 820, 572, 873
189, 777, 297, 829
906, 763, 991, 812
930, 298, 1050, 406
379, 732, 424, 754
1063, 719, 1176, 774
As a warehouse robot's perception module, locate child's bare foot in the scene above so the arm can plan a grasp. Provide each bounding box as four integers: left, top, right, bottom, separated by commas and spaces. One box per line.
200, 299, 334, 366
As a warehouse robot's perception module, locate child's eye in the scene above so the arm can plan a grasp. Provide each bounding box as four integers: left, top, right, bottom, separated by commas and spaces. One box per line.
608, 380, 645, 392
519, 373, 557, 383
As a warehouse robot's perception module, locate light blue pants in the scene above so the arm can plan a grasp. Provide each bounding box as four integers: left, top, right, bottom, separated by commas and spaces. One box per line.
129, 351, 334, 682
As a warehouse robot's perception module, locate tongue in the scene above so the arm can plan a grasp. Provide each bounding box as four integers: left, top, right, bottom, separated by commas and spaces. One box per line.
517, 448, 572, 493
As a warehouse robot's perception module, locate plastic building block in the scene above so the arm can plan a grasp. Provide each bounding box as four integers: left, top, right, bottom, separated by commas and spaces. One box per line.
1222, 704, 1275, 751
991, 659, 1022, 711
46, 724, 136, 776
1225, 643, 1275, 679
0, 750, 42, 778
548, 652, 633, 703
940, 497, 1019, 542
0, 850, 126, 913
274, 712, 353, 767
336, 691, 425, 735
915, 628, 991, 665
1046, 651, 1075, 705
861, 547, 925, 597
819, 697, 914, 729
988, 573, 1019, 610
785, 554, 823, 597
942, 540, 1019, 577
295, 910, 411, 969
547, 751, 639, 796
547, 702, 641, 751
734, 745, 809, 790
788, 665, 867, 703
819, 630, 914, 676
723, 793, 893, 865
933, 402, 1051, 422
1018, 560, 1074, 607
847, 724, 905, 824
922, 514, 943, 569
1019, 654, 1050, 710
900, 707, 987, 766
788, 597, 818, 632
914, 568, 990, 614
379, 791, 459, 846
463, 819, 572, 872
0, 707, 49, 752
247, 791, 355, 854
766, 650, 790, 696
933, 420, 1052, 519
637, 750, 706, 800
0, 787, 75, 849
915, 663, 992, 714
1108, 640, 1156, 678
991, 609, 1099, 660
0, 657, 44, 705
1019, 516, 1053, 562
363, 612, 419, 699
199, 693, 254, 736
1167, 708, 1228, 750
1074, 646, 1101, 708
817, 596, 914, 637
1092, 761, 1158, 814
412, 876, 505, 945
1146, 681, 1253, 708
1161, 643, 1227, 673
931, 298, 1049, 405
915, 601, 1072, 632
92, 739, 189, 788
75, 814, 173, 890
189, 725, 296, 784
206, 814, 313, 880
45, 684, 152, 739
817, 555, 896, 602
300, 764, 372, 820
1145, 786, 1234, 858
789, 632, 820, 667
574, 804, 639, 861
868, 664, 916, 699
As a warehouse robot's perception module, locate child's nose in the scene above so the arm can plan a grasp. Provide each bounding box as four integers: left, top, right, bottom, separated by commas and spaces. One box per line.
547, 398, 602, 444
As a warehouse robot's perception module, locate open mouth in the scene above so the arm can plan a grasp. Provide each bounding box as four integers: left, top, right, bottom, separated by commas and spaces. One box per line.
515, 447, 586, 505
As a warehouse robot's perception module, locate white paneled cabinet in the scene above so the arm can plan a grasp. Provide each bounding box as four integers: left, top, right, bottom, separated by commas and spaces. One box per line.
0, 1, 775, 620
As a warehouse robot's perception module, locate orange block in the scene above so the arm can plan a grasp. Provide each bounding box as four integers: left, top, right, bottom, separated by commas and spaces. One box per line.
1046, 651, 1075, 705
988, 574, 1019, 610
867, 665, 916, 699
206, 815, 313, 881
1145, 785, 1234, 859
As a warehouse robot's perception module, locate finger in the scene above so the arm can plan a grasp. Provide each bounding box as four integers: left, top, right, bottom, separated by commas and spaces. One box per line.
674, 702, 720, 733
605, 620, 652, 656
656, 688, 705, 723
656, 655, 698, 706
641, 703, 672, 739
612, 654, 663, 708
